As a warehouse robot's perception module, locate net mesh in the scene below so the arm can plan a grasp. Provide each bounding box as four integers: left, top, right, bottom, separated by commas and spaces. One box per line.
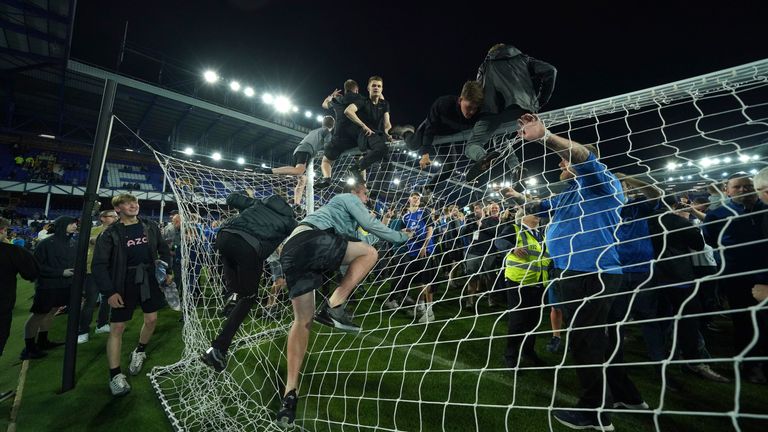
146, 60, 768, 432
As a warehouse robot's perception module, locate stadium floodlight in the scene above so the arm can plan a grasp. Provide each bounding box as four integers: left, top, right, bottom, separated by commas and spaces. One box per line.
392, 178, 401, 185
712, 158, 721, 165
346, 177, 356, 185
525, 177, 538, 186
316, 115, 324, 122
432, 161, 441, 167
237, 157, 245, 165
687, 161, 694, 167
721, 172, 728, 177
667, 177, 674, 182
273, 96, 292, 113
686, 175, 693, 180
212, 152, 222, 161
723, 157, 732, 163
203, 70, 219, 83
229, 81, 241, 92
738, 154, 750, 163
753, 155, 760, 160
243, 87, 255, 97
261, 163, 268, 168
305, 110, 312, 118
750, 168, 758, 174
666, 162, 677, 171
700, 157, 713, 167
262, 93, 274, 104
291, 106, 299, 113
183, 147, 194, 155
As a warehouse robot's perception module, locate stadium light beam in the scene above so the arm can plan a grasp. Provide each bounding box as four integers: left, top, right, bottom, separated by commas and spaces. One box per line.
392, 178, 401, 185
316, 115, 324, 122
237, 157, 245, 165
262, 93, 274, 104
738, 154, 750, 163
243, 87, 255, 97
666, 162, 677, 171
305, 110, 313, 118
203, 70, 219, 83
212, 152, 222, 161
291, 106, 299, 113
274, 96, 292, 113
183, 147, 194, 155
229, 81, 241, 92
346, 177, 356, 185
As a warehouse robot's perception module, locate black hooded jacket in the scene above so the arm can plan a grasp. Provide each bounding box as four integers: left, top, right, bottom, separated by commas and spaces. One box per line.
33, 216, 77, 291
219, 193, 297, 257
476, 44, 557, 115
92, 217, 170, 298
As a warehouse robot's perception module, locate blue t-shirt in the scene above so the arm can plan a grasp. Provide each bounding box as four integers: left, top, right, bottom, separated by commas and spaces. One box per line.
616, 196, 658, 273
540, 153, 624, 273
403, 208, 434, 257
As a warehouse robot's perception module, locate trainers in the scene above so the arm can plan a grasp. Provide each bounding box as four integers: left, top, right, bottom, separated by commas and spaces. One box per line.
314, 177, 332, 189
128, 350, 147, 376
314, 302, 361, 333
546, 336, 562, 353
37, 340, 65, 350
77, 333, 89, 344
109, 373, 131, 396
95, 324, 111, 334
401, 296, 417, 307
382, 299, 399, 310
19, 347, 47, 360
613, 400, 650, 410
200, 346, 228, 372
553, 409, 614, 432
275, 389, 298, 427
465, 151, 500, 182
418, 308, 435, 323
683, 363, 730, 383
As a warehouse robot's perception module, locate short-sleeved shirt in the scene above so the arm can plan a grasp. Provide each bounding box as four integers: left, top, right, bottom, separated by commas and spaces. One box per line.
329, 93, 364, 133
540, 153, 624, 273
403, 208, 434, 257
294, 127, 331, 158
125, 223, 152, 267
353, 98, 390, 132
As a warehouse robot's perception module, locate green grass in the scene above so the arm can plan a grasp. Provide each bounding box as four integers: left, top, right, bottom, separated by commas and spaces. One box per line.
3, 277, 767, 431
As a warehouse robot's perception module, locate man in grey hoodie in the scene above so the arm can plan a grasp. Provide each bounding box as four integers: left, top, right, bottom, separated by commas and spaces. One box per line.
274, 182, 411, 427
22, 216, 78, 360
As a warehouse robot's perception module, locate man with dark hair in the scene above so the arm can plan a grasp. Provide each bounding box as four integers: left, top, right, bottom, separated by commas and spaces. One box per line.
21, 216, 78, 360
392, 80, 484, 170
342, 76, 392, 183
316, 80, 363, 189
274, 182, 411, 427
505, 114, 644, 431
703, 173, 768, 384
92, 193, 171, 396
200, 192, 297, 371
257, 117, 335, 207
465, 43, 557, 182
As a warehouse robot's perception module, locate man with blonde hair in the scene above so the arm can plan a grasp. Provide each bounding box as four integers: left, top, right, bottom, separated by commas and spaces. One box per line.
92, 194, 171, 396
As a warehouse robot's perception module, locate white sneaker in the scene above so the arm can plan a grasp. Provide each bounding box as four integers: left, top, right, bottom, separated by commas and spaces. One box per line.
685, 364, 730, 383
382, 299, 399, 310
128, 350, 147, 376
109, 373, 131, 396
418, 307, 435, 323
77, 333, 89, 344
95, 324, 110, 334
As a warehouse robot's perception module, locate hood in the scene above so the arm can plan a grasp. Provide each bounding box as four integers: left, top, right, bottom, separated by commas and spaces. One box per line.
52, 216, 77, 238
486, 44, 523, 61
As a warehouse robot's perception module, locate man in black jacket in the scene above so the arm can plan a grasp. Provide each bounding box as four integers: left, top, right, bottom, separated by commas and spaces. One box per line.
21, 215, 77, 360
465, 43, 557, 182
200, 192, 297, 372
92, 194, 171, 396
1, 217, 38, 358
459, 202, 501, 309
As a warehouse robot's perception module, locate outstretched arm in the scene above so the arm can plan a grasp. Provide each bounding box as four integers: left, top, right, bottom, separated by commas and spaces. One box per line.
518, 114, 589, 163
321, 89, 341, 110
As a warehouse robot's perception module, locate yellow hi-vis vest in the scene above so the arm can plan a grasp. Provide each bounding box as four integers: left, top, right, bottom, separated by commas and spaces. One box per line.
504, 224, 551, 286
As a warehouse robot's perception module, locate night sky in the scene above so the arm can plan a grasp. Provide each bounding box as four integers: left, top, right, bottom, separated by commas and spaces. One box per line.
71, 0, 767, 126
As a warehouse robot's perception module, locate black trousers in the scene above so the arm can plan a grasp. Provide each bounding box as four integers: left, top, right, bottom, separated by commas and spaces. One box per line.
724, 275, 768, 358
357, 131, 388, 172
212, 231, 265, 352
0, 289, 15, 356
558, 270, 640, 408
504, 281, 544, 362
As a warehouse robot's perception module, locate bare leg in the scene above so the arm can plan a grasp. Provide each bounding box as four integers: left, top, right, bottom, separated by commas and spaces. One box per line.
550, 307, 563, 338
321, 157, 333, 179
267, 278, 285, 307
107, 322, 126, 369
328, 242, 378, 308
138, 312, 158, 345
23, 313, 47, 339
285, 290, 315, 395
37, 309, 57, 332
293, 175, 307, 206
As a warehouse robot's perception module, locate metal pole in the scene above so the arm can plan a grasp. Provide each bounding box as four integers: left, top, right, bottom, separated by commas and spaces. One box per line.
44, 191, 51, 217
159, 172, 167, 222
62, 79, 117, 392
305, 157, 314, 215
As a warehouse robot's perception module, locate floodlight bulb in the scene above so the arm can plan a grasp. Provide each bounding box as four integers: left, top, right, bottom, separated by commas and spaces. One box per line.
527, 178, 538, 186
212, 152, 222, 161
346, 177, 356, 185
291, 106, 299, 113
700, 158, 712, 168
666, 162, 677, 171
183, 147, 194, 155
738, 155, 750, 163
750, 169, 758, 174
203, 70, 219, 83
243, 87, 255, 97
316, 115, 324, 122
261, 163, 268, 168
432, 161, 440, 167
721, 172, 728, 177
723, 157, 732, 163
752, 155, 760, 160
305, 110, 313, 118
229, 81, 241, 92
237, 157, 245, 165
393, 178, 401, 185
262, 93, 274, 104
274, 96, 292, 113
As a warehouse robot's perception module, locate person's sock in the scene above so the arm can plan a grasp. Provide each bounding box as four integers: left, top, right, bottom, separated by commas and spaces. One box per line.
136, 342, 147, 353
109, 367, 121, 379
37, 331, 49, 345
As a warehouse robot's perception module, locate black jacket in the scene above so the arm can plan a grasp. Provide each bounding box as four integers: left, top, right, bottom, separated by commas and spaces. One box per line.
33, 216, 77, 291
92, 218, 170, 298
219, 193, 297, 257
460, 215, 500, 257
0, 242, 38, 300
477, 44, 557, 115
648, 212, 705, 285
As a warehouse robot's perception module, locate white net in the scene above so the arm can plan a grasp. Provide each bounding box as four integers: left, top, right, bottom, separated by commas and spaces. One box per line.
147, 60, 768, 432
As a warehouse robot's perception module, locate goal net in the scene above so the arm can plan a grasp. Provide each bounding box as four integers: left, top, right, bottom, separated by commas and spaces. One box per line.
147, 59, 768, 432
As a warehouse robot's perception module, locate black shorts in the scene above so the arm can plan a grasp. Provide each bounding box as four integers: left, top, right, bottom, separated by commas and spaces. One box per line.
110, 268, 166, 323
324, 128, 358, 160
30, 289, 70, 314
280, 229, 348, 299
293, 151, 311, 166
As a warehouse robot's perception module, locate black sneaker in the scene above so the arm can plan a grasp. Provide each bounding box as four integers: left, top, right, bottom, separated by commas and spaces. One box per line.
275, 389, 298, 427
314, 177, 332, 189
465, 150, 500, 182
314, 302, 361, 333
19, 347, 47, 360
200, 346, 227, 372
553, 409, 614, 431
37, 340, 65, 350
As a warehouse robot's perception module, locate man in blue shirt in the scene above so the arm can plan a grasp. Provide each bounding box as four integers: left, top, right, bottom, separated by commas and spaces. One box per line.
702, 173, 767, 384
506, 114, 645, 431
